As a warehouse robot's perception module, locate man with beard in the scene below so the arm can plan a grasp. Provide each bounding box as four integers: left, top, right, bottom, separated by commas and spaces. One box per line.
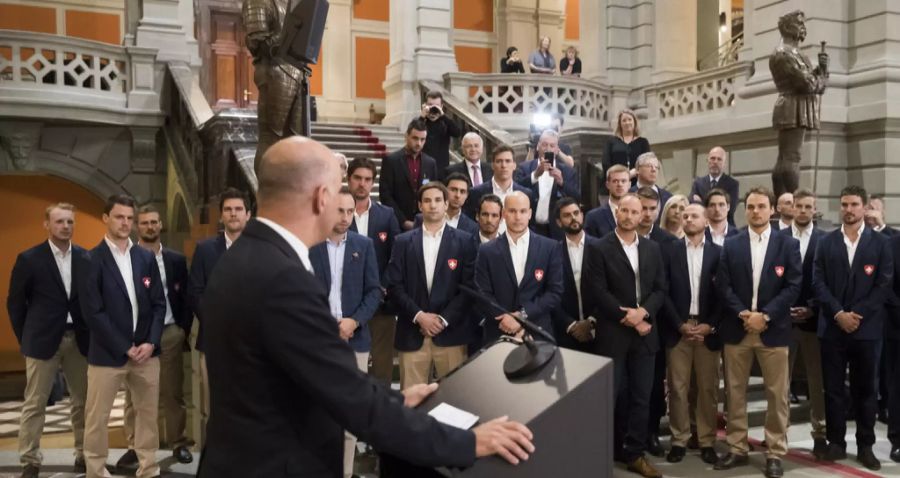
585, 164, 630, 238
689, 146, 740, 225
380, 119, 438, 231
476, 195, 503, 244
188, 187, 251, 443
552, 197, 599, 351
116, 205, 193, 472
813, 185, 893, 470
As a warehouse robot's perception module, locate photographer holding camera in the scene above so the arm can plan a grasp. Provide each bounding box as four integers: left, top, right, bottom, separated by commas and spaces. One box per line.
420, 90, 461, 179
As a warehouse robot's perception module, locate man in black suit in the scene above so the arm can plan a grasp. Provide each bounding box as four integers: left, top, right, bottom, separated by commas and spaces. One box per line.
771, 192, 794, 231
7, 203, 90, 477
779, 189, 827, 458
866, 194, 898, 236
662, 204, 722, 465
813, 185, 893, 471
380, 118, 438, 231
188, 187, 250, 443
81, 194, 167, 478
584, 164, 630, 238
514, 129, 581, 238
551, 197, 599, 351
705, 188, 739, 246
444, 132, 492, 186
463, 145, 535, 228
420, 90, 461, 179
714, 186, 801, 478
347, 157, 402, 385
629, 152, 672, 216
867, 194, 898, 421
689, 146, 740, 225
583, 193, 667, 478
476, 194, 503, 244
197, 136, 534, 477
888, 234, 900, 462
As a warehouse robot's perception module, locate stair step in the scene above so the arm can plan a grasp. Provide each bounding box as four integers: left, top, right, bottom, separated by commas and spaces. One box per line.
321, 141, 386, 151
315, 133, 380, 144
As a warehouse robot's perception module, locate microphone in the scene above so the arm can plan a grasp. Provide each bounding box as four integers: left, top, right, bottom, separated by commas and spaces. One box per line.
459, 285, 556, 344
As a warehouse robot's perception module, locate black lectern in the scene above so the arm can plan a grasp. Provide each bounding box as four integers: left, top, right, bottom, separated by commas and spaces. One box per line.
380, 340, 614, 477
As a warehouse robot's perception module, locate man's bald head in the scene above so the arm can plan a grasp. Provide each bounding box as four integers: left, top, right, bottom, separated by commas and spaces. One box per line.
257, 137, 342, 204
503, 191, 532, 235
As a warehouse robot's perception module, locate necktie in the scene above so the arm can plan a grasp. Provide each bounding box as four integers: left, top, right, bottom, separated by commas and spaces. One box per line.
710, 178, 718, 189
472, 164, 482, 187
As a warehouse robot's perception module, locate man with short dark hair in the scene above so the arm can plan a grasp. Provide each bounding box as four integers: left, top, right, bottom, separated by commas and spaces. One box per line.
420, 90, 461, 179
463, 145, 535, 233
414, 172, 479, 237
585, 164, 629, 238
813, 185, 893, 470
704, 188, 739, 246
689, 146, 740, 225
380, 119, 439, 230
476, 195, 503, 243
551, 197, 599, 351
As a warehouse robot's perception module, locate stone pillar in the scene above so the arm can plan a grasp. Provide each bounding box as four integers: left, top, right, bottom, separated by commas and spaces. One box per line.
136, 0, 200, 66
579, 0, 607, 82
496, 0, 537, 70
652, 0, 697, 81
383, 0, 459, 127
318, 0, 356, 122
536, 0, 565, 55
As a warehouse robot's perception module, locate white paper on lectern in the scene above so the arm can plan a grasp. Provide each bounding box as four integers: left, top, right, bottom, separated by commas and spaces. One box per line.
428, 403, 480, 430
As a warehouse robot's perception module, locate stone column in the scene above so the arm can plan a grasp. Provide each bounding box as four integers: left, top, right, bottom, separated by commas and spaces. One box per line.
536, 0, 565, 55
579, 0, 607, 82
496, 0, 536, 70
318, 0, 356, 122
136, 0, 200, 66
652, 0, 698, 81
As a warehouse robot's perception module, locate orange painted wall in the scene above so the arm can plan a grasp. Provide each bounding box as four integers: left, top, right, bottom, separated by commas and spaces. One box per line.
353, 0, 389, 22
455, 45, 492, 74
0, 175, 107, 373
0, 4, 57, 34
65, 10, 120, 45
310, 44, 323, 96
454, 0, 492, 32
565, 0, 580, 40
354, 36, 389, 99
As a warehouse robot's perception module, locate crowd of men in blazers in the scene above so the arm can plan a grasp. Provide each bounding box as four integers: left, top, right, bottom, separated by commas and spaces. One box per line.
8, 116, 900, 478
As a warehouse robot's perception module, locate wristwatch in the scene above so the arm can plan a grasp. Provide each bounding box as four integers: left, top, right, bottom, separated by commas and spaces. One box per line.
519, 308, 528, 321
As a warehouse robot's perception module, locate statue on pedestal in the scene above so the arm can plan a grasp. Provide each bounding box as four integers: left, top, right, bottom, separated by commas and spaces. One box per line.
769, 10, 828, 197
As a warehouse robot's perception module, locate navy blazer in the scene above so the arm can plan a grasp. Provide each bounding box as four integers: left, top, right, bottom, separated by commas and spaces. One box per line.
716, 229, 802, 347
551, 234, 601, 351
188, 234, 227, 352
662, 239, 722, 350
813, 227, 893, 341
462, 182, 535, 220
888, 235, 900, 339
584, 205, 615, 238
350, 200, 400, 279
309, 232, 383, 352
7, 241, 90, 359
778, 227, 825, 333
583, 232, 667, 358
414, 212, 480, 241
161, 248, 192, 338
386, 226, 477, 351
689, 174, 740, 225
475, 231, 564, 342
378, 149, 438, 225
80, 240, 166, 367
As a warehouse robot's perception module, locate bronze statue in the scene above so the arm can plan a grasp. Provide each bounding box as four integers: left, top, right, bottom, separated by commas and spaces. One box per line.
243, 0, 306, 173
769, 10, 828, 197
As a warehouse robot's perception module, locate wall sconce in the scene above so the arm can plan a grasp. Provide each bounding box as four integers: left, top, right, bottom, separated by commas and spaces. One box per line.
719, 12, 727, 33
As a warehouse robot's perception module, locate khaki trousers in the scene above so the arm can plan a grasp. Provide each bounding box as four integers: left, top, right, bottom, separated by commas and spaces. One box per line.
343, 352, 370, 478
667, 338, 720, 448
724, 333, 790, 458
124, 325, 189, 448
789, 328, 826, 440
84, 358, 160, 478
398, 337, 466, 390
368, 313, 396, 384
199, 351, 209, 445
19, 331, 88, 466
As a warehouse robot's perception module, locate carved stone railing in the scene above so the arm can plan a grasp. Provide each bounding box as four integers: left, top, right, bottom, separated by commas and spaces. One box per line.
645, 62, 753, 121
442, 72, 611, 133
0, 29, 160, 124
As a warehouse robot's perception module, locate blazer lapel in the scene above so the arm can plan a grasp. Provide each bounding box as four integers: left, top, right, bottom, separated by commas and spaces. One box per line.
131, 247, 146, 299
100, 242, 130, 299
759, 232, 780, 282
499, 234, 519, 289
637, 238, 651, 295
42, 242, 67, 297
520, 234, 540, 290
431, 228, 455, 302
411, 229, 428, 293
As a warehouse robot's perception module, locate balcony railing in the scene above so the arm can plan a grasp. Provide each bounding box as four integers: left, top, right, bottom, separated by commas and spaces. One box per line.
645, 62, 753, 121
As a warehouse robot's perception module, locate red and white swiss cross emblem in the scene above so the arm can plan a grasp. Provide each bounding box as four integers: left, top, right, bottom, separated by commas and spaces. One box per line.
447, 258, 458, 270
774, 266, 784, 278
378, 232, 388, 242
864, 264, 875, 276
142, 277, 151, 288
534, 269, 544, 281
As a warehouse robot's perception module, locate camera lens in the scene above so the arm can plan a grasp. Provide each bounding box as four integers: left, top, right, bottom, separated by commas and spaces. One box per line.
429, 106, 440, 115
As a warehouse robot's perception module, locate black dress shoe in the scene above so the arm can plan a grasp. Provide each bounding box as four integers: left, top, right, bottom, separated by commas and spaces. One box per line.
646, 434, 664, 457
891, 445, 900, 463
116, 448, 139, 471
173, 445, 194, 464
20, 464, 39, 478
821, 443, 847, 462
700, 447, 719, 465
713, 452, 749, 470
857, 447, 881, 471
666, 445, 686, 463
812, 438, 828, 460
764, 458, 784, 478
74, 455, 86, 473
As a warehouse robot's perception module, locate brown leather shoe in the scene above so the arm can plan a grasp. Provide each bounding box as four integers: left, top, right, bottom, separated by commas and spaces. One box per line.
627, 456, 662, 478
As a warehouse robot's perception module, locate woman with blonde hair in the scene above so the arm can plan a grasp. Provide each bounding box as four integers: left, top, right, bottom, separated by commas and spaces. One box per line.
528, 36, 556, 74
661, 194, 689, 239
602, 109, 650, 189
560, 46, 581, 77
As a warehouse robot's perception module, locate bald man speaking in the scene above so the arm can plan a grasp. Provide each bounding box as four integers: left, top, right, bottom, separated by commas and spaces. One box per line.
197, 137, 533, 477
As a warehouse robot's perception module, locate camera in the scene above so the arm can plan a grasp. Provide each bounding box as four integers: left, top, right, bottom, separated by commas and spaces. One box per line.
428, 105, 441, 116
543, 151, 555, 163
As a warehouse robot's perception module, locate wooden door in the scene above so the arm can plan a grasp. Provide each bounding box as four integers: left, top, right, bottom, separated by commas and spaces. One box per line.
209, 10, 257, 110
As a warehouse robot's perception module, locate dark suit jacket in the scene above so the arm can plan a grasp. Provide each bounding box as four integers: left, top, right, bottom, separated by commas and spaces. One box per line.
309, 232, 383, 352
80, 240, 166, 367
7, 241, 90, 359
778, 227, 825, 333
583, 232, 667, 358
689, 174, 740, 225
188, 234, 227, 352
889, 235, 900, 339
445, 160, 493, 186
630, 184, 673, 224
161, 248, 192, 337
475, 231, 563, 342
513, 158, 581, 221
716, 229, 802, 347
584, 205, 615, 238
552, 234, 601, 351
414, 212, 480, 239
197, 220, 474, 478
661, 240, 722, 350
462, 181, 535, 220
880, 225, 899, 237
378, 149, 438, 225
813, 227, 893, 341
705, 224, 740, 244
386, 226, 477, 351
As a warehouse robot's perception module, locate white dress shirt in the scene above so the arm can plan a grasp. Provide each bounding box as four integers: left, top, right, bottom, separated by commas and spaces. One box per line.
792, 223, 813, 261
492, 179, 516, 235
616, 230, 641, 302
149, 244, 175, 326
708, 223, 729, 246
256, 217, 314, 273
48, 240, 73, 324
566, 233, 585, 320
749, 226, 771, 311
224, 231, 237, 250
531, 167, 554, 224
353, 198, 372, 237
479, 232, 495, 244
326, 235, 347, 320
841, 222, 864, 267
105, 236, 139, 332
507, 229, 530, 285
446, 210, 461, 229
422, 223, 446, 293
778, 219, 792, 230
685, 237, 705, 316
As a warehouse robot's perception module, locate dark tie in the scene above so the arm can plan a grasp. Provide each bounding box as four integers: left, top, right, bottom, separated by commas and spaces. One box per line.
710, 178, 718, 190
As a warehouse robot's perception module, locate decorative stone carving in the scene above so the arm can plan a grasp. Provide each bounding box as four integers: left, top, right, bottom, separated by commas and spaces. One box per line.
0, 125, 40, 170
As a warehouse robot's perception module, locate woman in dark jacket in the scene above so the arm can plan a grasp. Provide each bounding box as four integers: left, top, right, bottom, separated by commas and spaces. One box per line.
602, 109, 650, 190
500, 47, 525, 73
